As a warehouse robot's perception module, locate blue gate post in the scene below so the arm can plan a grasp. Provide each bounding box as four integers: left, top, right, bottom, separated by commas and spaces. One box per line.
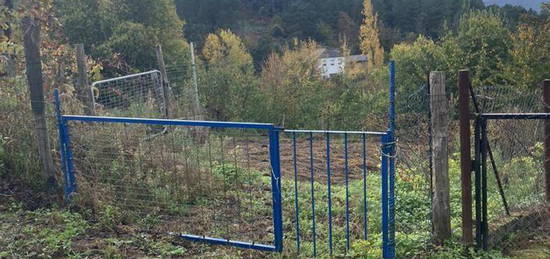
381, 133, 390, 258
381, 61, 397, 259
269, 128, 284, 252
53, 89, 76, 201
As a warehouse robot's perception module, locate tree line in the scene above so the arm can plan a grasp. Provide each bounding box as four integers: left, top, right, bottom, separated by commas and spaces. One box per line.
1, 0, 549, 129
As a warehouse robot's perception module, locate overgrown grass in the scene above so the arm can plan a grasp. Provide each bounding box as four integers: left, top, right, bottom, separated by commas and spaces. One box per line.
61, 131, 547, 258
1, 76, 545, 257
0, 198, 187, 258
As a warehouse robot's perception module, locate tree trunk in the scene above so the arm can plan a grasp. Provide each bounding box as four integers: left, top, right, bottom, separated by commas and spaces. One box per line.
22, 16, 58, 192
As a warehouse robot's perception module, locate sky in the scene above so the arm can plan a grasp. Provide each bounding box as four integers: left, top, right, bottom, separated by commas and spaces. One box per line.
483, 0, 546, 11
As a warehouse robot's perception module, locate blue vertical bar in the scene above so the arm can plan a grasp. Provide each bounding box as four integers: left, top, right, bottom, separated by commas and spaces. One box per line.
362, 133, 368, 240
54, 89, 69, 199
269, 129, 284, 252
381, 134, 390, 259
388, 60, 397, 258
387, 131, 396, 259
309, 132, 317, 257
64, 123, 76, 197
344, 133, 350, 252
54, 89, 76, 200
326, 133, 333, 255
292, 133, 301, 252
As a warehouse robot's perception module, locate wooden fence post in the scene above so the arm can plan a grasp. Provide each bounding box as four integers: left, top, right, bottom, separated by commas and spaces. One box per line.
22, 16, 58, 191
155, 44, 170, 118
190, 42, 203, 120
430, 71, 451, 244
459, 70, 473, 245
75, 44, 94, 115
544, 79, 550, 203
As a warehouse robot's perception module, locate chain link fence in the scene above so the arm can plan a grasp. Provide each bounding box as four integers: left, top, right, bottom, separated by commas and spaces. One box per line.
472, 83, 547, 242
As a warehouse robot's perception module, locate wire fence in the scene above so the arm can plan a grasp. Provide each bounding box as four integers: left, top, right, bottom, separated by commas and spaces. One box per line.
165, 63, 202, 120
66, 119, 279, 247
0, 77, 61, 188
91, 70, 167, 118
394, 83, 433, 245
471, 84, 547, 238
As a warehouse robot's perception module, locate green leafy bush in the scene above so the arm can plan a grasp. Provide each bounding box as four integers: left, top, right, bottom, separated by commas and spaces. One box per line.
212, 163, 260, 186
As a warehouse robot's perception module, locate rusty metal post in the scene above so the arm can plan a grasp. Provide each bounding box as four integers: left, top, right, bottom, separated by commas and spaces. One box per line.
544, 79, 550, 203
459, 70, 473, 245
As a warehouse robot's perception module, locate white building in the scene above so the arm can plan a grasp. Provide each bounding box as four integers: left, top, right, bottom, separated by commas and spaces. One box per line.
317, 48, 367, 78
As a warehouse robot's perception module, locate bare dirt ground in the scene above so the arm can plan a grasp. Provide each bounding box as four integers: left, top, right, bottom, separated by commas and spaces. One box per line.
226, 136, 382, 183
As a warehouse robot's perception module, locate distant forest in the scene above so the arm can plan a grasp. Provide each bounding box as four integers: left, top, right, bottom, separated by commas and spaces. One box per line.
174, 0, 543, 65
483, 0, 545, 11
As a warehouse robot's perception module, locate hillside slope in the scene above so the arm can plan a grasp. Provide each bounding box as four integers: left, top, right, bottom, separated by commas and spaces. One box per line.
484, 0, 545, 11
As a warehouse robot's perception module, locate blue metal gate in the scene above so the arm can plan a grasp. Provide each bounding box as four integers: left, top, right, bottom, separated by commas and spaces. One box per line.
54, 89, 283, 252
54, 61, 397, 258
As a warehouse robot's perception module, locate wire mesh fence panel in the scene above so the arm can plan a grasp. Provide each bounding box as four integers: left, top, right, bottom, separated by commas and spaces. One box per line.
62, 116, 282, 251
475, 85, 546, 213
485, 120, 545, 218
91, 70, 167, 118
165, 64, 201, 120
474, 85, 543, 113
395, 83, 433, 247
397, 84, 432, 175
470, 83, 548, 247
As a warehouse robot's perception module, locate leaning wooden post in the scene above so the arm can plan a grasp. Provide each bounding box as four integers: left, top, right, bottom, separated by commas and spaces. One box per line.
430, 71, 451, 244
459, 70, 473, 245
22, 16, 58, 191
155, 44, 170, 118
544, 79, 550, 203
75, 44, 94, 115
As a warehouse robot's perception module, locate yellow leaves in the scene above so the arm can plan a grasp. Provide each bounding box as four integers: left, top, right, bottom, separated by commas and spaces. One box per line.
218, 30, 252, 66
202, 29, 252, 68
505, 21, 550, 89
359, 0, 384, 72
90, 64, 103, 82
202, 33, 224, 65
262, 40, 320, 88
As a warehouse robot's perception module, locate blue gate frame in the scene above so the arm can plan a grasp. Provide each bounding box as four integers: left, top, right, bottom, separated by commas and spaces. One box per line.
54, 89, 284, 252
54, 61, 397, 257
